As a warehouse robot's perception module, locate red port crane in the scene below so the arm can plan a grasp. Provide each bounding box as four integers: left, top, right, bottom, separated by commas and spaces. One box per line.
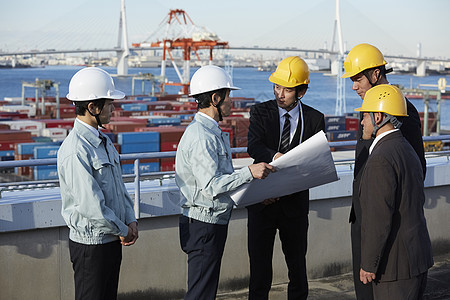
132, 9, 229, 95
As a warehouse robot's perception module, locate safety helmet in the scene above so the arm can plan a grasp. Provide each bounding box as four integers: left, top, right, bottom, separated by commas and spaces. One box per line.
355, 84, 408, 116
269, 56, 310, 88
341, 43, 388, 78
66, 67, 125, 101
189, 65, 240, 96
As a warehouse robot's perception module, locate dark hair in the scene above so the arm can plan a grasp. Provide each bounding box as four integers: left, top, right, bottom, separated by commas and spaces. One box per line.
74, 98, 106, 116
194, 88, 228, 109
295, 84, 308, 98
363, 65, 392, 81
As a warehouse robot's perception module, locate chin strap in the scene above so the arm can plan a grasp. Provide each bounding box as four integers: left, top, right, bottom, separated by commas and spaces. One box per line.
87, 102, 106, 129
364, 70, 382, 88
370, 112, 402, 138
212, 98, 225, 121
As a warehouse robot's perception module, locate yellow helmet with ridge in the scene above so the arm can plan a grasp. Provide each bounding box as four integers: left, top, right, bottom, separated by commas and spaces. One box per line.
269, 56, 310, 87
341, 43, 388, 78
355, 84, 408, 116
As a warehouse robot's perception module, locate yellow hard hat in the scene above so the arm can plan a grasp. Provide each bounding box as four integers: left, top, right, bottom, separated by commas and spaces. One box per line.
341, 43, 388, 78
355, 84, 408, 116
269, 56, 310, 87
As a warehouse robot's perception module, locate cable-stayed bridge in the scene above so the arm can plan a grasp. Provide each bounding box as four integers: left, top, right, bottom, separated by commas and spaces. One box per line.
1, 0, 449, 114
1, 0, 448, 70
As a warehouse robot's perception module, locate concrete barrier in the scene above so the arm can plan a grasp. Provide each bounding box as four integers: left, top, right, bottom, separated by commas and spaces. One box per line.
1, 159, 449, 299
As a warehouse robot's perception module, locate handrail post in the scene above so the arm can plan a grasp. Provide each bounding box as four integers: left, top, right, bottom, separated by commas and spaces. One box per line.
134, 159, 141, 219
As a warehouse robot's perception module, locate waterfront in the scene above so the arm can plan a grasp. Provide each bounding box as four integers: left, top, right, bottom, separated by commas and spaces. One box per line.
0, 66, 449, 129
1, 65, 450, 299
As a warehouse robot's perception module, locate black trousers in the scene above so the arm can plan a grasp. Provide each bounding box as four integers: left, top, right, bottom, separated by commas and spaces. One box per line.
179, 215, 228, 300
247, 205, 309, 300
351, 221, 374, 300
69, 239, 122, 300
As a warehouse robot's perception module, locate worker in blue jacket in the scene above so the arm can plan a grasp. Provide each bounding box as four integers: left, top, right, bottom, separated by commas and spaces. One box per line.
58, 67, 138, 300
176, 65, 275, 300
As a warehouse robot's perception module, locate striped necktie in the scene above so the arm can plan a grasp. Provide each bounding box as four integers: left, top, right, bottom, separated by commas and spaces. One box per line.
279, 113, 291, 153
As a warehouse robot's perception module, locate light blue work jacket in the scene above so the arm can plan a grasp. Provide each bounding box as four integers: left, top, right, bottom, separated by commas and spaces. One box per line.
57, 120, 136, 245
175, 113, 253, 225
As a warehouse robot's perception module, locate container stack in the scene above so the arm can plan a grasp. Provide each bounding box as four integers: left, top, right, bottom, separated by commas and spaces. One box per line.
136, 126, 186, 171
0, 94, 261, 179
15, 142, 61, 177
220, 116, 250, 158
33, 145, 60, 180
117, 131, 160, 174
0, 131, 34, 165
325, 115, 359, 151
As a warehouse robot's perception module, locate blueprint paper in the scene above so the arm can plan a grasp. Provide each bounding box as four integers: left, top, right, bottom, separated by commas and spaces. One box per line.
230, 131, 339, 207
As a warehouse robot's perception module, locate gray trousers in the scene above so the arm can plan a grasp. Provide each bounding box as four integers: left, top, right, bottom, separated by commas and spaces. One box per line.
373, 272, 428, 300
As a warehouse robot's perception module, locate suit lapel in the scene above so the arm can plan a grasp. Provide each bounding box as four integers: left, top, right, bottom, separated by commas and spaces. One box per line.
268, 100, 281, 150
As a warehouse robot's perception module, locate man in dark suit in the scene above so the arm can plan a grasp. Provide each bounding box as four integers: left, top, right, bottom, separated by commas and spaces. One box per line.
341, 43, 426, 300
247, 56, 325, 300
356, 84, 433, 299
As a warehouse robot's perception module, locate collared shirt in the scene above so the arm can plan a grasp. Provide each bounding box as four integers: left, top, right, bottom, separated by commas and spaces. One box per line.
369, 129, 399, 154
175, 113, 253, 225
278, 103, 300, 143
197, 111, 218, 127
57, 120, 136, 244
75, 117, 99, 137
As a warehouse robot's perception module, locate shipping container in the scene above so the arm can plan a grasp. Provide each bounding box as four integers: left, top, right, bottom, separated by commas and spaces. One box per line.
120, 143, 159, 154
37, 119, 75, 129
34, 165, 58, 180
121, 162, 160, 174
41, 128, 68, 141
345, 117, 359, 131
17, 142, 61, 155
121, 103, 149, 112
160, 157, 175, 172
117, 131, 159, 144
147, 117, 181, 126
105, 121, 147, 133
325, 116, 346, 125
33, 146, 60, 159
327, 130, 357, 141
325, 124, 346, 132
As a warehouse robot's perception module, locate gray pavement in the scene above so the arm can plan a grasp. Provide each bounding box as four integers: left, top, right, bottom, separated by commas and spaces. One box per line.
216, 253, 450, 299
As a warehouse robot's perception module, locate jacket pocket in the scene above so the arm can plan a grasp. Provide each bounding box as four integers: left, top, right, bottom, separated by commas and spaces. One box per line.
92, 158, 114, 186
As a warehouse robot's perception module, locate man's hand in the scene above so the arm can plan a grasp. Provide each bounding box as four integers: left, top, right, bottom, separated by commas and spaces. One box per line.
262, 197, 280, 205
360, 268, 376, 284
120, 221, 138, 246
273, 152, 284, 161
248, 162, 276, 179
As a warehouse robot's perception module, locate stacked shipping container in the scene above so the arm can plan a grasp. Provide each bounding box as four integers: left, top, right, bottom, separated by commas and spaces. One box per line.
0, 95, 366, 180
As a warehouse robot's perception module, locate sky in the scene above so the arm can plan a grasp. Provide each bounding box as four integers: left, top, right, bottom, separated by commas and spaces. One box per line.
1, 0, 449, 59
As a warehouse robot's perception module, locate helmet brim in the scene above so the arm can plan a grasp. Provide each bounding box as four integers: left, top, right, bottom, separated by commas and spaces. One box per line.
66, 90, 125, 101
189, 86, 240, 97
268, 74, 310, 88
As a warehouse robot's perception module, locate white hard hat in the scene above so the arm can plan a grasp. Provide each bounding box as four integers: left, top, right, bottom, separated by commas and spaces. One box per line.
189, 65, 240, 96
66, 67, 125, 101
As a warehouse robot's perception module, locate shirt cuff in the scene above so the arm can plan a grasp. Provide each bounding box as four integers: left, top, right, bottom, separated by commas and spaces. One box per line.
119, 222, 129, 237
241, 165, 253, 182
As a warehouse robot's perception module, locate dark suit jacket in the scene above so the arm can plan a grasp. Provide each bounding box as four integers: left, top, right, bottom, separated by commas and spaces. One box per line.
350, 98, 426, 224
359, 130, 433, 282
247, 100, 325, 216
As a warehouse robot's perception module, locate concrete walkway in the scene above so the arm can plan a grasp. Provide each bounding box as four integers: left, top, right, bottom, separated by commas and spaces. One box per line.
216, 253, 450, 299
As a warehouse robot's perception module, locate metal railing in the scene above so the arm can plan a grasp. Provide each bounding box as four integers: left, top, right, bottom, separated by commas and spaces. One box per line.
1, 137, 449, 209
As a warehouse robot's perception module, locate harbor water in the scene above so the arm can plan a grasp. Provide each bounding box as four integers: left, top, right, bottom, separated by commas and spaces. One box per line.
0, 66, 449, 129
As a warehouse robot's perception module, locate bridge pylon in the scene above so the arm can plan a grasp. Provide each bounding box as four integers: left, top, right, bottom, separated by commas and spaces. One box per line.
330, 0, 346, 115
116, 0, 130, 76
